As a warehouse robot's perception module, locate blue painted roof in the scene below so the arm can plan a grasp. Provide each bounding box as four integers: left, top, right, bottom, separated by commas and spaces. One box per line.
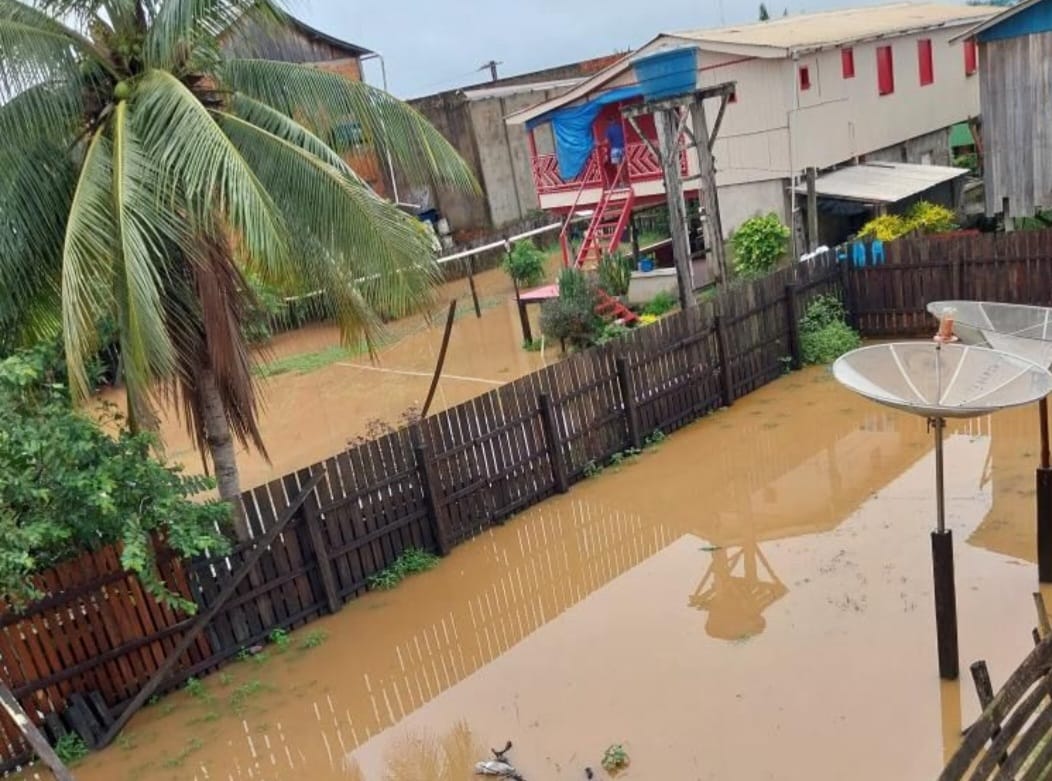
976, 0, 1052, 43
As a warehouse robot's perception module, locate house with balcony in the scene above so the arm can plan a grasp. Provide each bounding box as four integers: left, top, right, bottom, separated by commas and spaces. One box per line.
506, 3, 996, 267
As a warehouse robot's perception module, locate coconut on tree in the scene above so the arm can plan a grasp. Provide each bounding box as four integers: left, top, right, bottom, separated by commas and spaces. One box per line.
0, 0, 475, 538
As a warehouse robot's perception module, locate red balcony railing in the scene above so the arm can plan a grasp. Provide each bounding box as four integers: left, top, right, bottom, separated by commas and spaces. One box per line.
532, 141, 685, 196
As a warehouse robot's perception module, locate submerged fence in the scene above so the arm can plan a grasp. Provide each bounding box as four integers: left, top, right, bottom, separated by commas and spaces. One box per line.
5, 229, 1052, 771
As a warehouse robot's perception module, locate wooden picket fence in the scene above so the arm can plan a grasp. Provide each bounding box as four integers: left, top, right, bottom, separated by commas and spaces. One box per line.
845, 230, 1052, 337
11, 228, 1052, 773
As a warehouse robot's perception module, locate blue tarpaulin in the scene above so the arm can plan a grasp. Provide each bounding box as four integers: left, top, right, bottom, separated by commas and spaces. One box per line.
527, 85, 643, 180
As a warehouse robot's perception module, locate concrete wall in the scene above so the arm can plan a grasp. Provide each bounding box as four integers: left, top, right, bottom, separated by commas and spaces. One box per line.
865, 126, 953, 167
718, 180, 789, 238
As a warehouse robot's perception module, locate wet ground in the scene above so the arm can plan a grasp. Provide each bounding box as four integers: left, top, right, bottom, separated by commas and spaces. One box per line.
35, 367, 1049, 780
96, 259, 558, 489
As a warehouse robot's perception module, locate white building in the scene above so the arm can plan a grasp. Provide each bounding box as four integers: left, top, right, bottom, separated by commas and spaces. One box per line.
506, 3, 995, 255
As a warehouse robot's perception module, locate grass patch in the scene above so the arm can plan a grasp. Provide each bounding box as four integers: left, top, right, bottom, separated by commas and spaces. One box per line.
299, 630, 328, 650
161, 737, 204, 769
366, 548, 441, 591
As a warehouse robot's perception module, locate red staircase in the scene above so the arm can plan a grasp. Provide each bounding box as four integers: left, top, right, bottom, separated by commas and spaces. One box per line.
595, 288, 639, 324
574, 186, 635, 270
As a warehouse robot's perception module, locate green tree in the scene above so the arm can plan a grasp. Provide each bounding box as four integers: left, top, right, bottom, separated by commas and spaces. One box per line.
759, 3, 770, 20
0, 0, 474, 537
730, 213, 790, 278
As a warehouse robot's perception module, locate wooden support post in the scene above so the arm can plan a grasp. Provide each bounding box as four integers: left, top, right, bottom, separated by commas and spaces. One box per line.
970, 660, 995, 708
691, 97, 727, 285
414, 442, 452, 556
655, 108, 695, 311
421, 299, 457, 418
952, 256, 963, 300
839, 254, 858, 331
616, 357, 643, 450
98, 474, 323, 748
513, 276, 533, 344
300, 484, 341, 614
1035, 591, 1051, 638
714, 313, 735, 407
785, 283, 802, 370
932, 529, 960, 680
630, 212, 640, 263
538, 393, 569, 493
0, 685, 77, 781
1038, 398, 1052, 583
805, 167, 819, 253
467, 256, 482, 318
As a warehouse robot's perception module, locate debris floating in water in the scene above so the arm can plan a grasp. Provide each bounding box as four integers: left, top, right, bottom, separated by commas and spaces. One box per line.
474, 740, 525, 779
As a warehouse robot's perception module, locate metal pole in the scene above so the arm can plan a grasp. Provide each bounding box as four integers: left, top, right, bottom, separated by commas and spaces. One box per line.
1038, 397, 1052, 581
931, 415, 959, 680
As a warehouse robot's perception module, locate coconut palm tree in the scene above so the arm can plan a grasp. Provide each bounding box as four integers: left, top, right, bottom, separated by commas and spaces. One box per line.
0, 0, 475, 537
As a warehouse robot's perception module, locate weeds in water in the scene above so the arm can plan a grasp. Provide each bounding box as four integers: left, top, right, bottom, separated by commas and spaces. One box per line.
250, 651, 269, 665
116, 732, 137, 751
644, 429, 666, 449
522, 338, 544, 352
160, 702, 177, 716
218, 672, 233, 686
184, 677, 208, 699
55, 733, 89, 765
187, 710, 220, 726
300, 630, 328, 650
161, 737, 204, 768
602, 744, 630, 772
367, 548, 440, 591
229, 679, 270, 714
269, 628, 291, 651
583, 460, 602, 478
236, 648, 252, 663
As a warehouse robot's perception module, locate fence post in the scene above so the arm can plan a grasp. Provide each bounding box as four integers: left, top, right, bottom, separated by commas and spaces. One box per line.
784, 283, 802, 370
616, 357, 643, 450
300, 484, 341, 615
839, 255, 858, 331
414, 442, 452, 556
952, 256, 963, 300
538, 392, 569, 493
714, 312, 735, 407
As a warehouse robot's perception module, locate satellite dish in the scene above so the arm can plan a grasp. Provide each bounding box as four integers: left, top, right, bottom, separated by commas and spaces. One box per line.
833, 342, 1052, 419
927, 301, 1052, 369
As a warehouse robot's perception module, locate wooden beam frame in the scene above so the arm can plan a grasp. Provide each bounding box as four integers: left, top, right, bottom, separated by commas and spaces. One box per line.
97, 473, 323, 748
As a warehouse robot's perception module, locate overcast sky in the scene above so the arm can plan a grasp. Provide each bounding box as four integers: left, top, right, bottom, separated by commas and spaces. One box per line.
290, 0, 970, 98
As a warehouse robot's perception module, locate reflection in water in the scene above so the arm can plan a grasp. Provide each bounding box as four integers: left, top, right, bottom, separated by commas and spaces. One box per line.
690, 542, 788, 640
55, 371, 1047, 781
940, 680, 963, 766
344, 721, 483, 781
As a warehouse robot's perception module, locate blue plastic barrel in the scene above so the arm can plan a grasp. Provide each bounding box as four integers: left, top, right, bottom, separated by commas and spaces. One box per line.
638, 257, 655, 273
631, 47, 698, 100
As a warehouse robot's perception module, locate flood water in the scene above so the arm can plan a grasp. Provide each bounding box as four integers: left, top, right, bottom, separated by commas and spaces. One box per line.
48, 368, 1050, 780
95, 261, 556, 489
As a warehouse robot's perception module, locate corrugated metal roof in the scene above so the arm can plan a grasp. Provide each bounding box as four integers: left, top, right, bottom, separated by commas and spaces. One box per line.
669, 3, 997, 55
794, 162, 969, 203
462, 78, 585, 101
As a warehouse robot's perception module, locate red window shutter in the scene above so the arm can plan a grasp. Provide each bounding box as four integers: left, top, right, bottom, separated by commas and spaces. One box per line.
799, 65, 811, 91
877, 45, 895, 95
842, 47, 855, 78
918, 39, 934, 86
964, 39, 978, 75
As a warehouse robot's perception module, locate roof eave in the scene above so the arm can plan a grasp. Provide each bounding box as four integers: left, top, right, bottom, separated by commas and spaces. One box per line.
286, 14, 373, 57
949, 0, 1041, 43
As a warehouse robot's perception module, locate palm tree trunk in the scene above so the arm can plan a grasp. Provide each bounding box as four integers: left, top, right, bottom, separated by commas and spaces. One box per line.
199, 366, 250, 540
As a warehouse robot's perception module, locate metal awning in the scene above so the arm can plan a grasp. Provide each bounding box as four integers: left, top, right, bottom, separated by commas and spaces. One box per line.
794, 162, 969, 204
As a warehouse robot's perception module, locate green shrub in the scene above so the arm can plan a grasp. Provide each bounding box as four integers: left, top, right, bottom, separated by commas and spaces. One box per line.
539, 268, 602, 348
731, 213, 790, 277
367, 548, 441, 590
642, 290, 677, 317
858, 200, 959, 242
55, 733, 89, 765
0, 346, 231, 609
594, 321, 630, 345
503, 241, 547, 287
798, 295, 861, 365
857, 214, 910, 242
597, 252, 633, 297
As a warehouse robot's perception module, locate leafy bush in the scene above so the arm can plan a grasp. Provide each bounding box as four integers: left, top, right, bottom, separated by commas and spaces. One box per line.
594, 321, 630, 345
798, 295, 861, 365
598, 252, 633, 297
858, 200, 959, 242
503, 241, 547, 287
0, 346, 230, 609
55, 733, 89, 765
906, 201, 958, 234
367, 548, 441, 590
731, 213, 790, 277
540, 268, 602, 349
642, 290, 677, 317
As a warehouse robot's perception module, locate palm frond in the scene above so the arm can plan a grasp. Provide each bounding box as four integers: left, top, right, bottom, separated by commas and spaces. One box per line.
0, 0, 114, 91
217, 59, 478, 192
132, 68, 291, 279
0, 76, 88, 150
213, 108, 440, 344
60, 125, 117, 399
110, 98, 184, 413
144, 0, 280, 71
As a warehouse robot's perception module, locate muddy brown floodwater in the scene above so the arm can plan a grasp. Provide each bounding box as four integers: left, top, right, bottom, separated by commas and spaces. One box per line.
94, 260, 558, 488
38, 367, 1050, 780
